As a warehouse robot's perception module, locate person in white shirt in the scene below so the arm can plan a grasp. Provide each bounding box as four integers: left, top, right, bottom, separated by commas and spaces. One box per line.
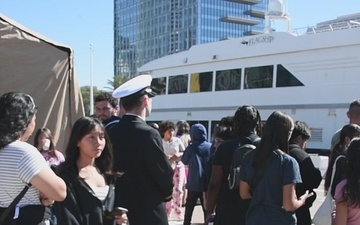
159, 120, 186, 220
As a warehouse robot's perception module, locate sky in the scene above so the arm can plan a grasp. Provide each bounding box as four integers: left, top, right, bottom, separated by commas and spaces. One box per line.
1, 0, 359, 90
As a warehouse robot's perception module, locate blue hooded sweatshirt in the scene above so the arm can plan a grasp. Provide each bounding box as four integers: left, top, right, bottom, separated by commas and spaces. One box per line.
181, 123, 211, 192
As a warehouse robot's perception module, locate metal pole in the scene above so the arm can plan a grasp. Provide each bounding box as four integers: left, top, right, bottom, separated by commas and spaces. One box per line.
90, 43, 94, 115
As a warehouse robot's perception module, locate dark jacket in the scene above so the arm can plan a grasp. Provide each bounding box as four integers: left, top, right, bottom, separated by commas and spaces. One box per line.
289, 142, 322, 200
107, 115, 174, 225
289, 142, 322, 225
182, 123, 211, 192
53, 166, 116, 225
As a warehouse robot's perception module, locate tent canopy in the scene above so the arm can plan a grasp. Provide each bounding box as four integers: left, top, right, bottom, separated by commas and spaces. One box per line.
0, 13, 85, 152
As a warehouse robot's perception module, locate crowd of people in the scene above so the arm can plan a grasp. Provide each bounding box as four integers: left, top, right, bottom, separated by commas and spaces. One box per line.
0, 75, 360, 225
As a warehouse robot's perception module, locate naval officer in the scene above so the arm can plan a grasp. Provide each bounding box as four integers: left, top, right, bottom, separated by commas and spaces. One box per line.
108, 74, 174, 225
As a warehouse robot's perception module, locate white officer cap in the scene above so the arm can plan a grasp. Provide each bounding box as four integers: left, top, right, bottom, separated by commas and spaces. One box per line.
112, 74, 156, 99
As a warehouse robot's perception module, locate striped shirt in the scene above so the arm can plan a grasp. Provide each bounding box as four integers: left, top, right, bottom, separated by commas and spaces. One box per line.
0, 140, 49, 207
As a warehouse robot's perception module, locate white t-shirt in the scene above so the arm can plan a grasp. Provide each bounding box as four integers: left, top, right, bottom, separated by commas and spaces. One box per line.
0, 140, 49, 207
179, 133, 191, 148
91, 185, 110, 201
162, 137, 185, 157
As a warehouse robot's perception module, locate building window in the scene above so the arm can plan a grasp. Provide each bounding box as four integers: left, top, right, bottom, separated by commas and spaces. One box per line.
244, 65, 273, 89
215, 68, 241, 91
168, 74, 188, 94
276, 64, 304, 87
151, 77, 167, 95
190, 71, 213, 93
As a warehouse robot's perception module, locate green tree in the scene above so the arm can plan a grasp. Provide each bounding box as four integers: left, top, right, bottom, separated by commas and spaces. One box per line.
104, 75, 130, 91
80, 86, 100, 116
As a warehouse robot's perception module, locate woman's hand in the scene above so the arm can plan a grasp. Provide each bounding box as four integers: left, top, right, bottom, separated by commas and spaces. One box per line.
39, 192, 54, 206
31, 166, 67, 201
115, 213, 128, 225
283, 184, 308, 211
298, 190, 311, 206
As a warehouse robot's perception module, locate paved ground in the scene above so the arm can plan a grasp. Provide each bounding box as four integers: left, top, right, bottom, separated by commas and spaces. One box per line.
168, 204, 204, 225
310, 180, 326, 218
169, 180, 326, 225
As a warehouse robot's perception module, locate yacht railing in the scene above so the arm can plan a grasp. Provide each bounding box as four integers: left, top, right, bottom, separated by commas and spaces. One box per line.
305, 19, 360, 34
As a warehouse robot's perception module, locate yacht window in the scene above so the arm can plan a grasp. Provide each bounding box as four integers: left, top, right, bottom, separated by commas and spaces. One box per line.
190, 71, 213, 93
215, 69, 241, 91
168, 74, 188, 94
151, 77, 167, 95
276, 64, 304, 87
244, 65, 273, 89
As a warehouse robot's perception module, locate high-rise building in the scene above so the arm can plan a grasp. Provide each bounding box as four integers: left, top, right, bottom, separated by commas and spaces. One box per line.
114, 0, 268, 77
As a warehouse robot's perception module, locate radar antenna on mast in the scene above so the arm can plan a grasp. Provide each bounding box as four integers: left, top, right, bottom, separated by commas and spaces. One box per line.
264, 0, 291, 33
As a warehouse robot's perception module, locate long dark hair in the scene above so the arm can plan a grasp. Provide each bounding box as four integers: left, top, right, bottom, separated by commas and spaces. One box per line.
176, 120, 190, 136
253, 111, 294, 168
34, 127, 58, 159
343, 138, 360, 207
325, 124, 360, 191
0, 92, 37, 149
232, 105, 262, 138
58, 117, 114, 177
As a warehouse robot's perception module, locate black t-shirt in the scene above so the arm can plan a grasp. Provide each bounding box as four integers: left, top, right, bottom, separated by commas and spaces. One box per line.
213, 133, 260, 180
211, 132, 260, 225
213, 138, 240, 181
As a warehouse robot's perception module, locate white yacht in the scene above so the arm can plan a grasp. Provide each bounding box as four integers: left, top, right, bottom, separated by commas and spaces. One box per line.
138, 7, 360, 153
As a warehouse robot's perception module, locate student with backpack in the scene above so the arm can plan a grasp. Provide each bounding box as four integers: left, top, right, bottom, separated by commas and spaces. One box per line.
239, 111, 311, 225
205, 106, 262, 225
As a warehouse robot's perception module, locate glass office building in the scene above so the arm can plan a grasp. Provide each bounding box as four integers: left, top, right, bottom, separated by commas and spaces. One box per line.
114, 0, 268, 77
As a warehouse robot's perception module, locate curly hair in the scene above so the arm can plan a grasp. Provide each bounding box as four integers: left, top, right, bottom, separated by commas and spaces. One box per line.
158, 120, 176, 138
94, 92, 118, 108
232, 105, 262, 137
0, 92, 37, 149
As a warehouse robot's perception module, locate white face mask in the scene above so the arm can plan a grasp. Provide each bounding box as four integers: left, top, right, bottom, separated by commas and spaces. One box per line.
43, 139, 51, 151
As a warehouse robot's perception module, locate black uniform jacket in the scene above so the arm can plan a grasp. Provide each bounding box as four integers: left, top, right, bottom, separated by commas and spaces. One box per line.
53, 166, 115, 225
103, 115, 120, 131
108, 114, 174, 225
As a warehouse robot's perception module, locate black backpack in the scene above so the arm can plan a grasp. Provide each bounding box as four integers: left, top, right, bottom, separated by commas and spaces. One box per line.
228, 137, 260, 191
